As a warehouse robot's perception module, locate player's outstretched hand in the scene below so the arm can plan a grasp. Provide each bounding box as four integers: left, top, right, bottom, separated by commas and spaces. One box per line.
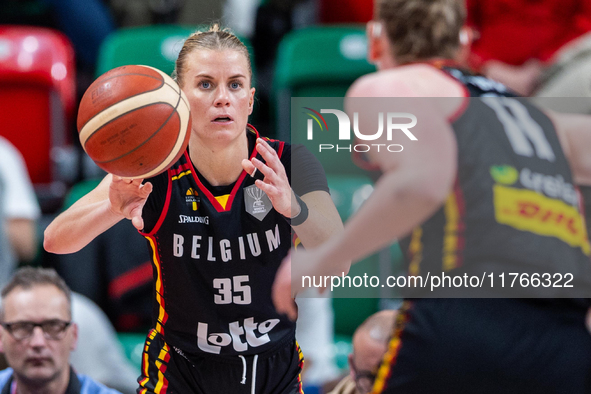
242, 138, 294, 218
273, 253, 298, 321
108, 176, 153, 231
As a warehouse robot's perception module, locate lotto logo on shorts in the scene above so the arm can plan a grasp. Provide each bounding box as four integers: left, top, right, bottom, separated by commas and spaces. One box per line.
197, 317, 280, 354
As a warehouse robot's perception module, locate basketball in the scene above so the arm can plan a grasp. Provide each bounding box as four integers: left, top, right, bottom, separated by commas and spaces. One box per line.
77, 65, 191, 178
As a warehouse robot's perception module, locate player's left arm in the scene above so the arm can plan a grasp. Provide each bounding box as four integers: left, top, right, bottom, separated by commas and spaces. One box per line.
546, 110, 591, 186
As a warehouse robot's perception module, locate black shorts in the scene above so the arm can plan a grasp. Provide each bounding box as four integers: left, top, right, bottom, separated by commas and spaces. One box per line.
137, 329, 304, 394
373, 298, 591, 394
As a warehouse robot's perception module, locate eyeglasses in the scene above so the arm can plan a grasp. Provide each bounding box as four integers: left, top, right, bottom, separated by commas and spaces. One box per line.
0, 320, 72, 341
351, 362, 378, 393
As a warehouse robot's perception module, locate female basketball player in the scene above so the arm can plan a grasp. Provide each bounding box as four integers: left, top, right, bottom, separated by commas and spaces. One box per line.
274, 0, 591, 393
44, 25, 343, 393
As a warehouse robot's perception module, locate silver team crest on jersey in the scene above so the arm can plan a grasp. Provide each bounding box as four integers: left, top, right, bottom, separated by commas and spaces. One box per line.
244, 184, 272, 221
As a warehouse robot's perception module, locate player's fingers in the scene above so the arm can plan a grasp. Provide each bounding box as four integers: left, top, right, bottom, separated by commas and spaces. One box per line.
273, 256, 298, 319
256, 138, 272, 151
112, 176, 137, 188
272, 280, 297, 320
242, 159, 257, 176
256, 139, 284, 173
251, 157, 278, 181
254, 179, 278, 196
131, 216, 144, 231
288, 300, 297, 320
255, 138, 274, 157
139, 182, 153, 198
111, 175, 125, 184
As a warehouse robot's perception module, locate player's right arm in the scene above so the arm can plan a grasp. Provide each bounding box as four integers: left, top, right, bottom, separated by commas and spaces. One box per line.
43, 174, 153, 254
274, 71, 459, 318
545, 110, 591, 186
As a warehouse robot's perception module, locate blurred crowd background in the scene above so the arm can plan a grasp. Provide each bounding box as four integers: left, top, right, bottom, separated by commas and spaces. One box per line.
2, 0, 591, 393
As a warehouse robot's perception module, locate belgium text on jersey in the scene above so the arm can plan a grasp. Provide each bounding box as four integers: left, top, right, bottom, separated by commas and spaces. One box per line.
172, 223, 281, 262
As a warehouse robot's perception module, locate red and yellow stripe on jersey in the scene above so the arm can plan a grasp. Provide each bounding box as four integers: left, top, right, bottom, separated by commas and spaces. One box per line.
139, 329, 171, 394
371, 301, 411, 394
145, 236, 168, 335
296, 341, 305, 394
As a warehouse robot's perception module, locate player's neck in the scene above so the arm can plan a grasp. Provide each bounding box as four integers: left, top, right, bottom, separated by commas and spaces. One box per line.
14, 367, 70, 394
189, 133, 249, 186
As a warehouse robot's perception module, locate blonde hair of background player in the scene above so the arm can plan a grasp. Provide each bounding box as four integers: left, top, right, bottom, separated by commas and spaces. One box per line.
373, 0, 465, 64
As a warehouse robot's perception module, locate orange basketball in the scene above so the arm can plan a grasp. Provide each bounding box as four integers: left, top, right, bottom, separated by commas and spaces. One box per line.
77, 65, 191, 178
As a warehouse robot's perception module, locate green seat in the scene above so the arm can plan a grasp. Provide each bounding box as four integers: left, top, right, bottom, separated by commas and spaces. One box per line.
327, 174, 373, 220
96, 25, 255, 79
97, 25, 193, 77
274, 25, 375, 98
333, 334, 353, 371
327, 175, 380, 337
62, 178, 102, 209
117, 332, 147, 369
273, 25, 376, 144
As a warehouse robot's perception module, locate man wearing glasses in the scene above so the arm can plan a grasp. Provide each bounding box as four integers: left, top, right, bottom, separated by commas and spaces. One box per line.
0, 267, 121, 394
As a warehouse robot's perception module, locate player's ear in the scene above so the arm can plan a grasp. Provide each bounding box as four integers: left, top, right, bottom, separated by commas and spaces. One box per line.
367, 21, 385, 64
70, 323, 78, 351
456, 26, 478, 66
248, 87, 255, 115
348, 353, 356, 379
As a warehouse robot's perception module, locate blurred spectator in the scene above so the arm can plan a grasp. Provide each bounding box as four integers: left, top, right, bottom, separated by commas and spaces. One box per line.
0, 267, 122, 394
41, 0, 115, 72
0, 136, 41, 288
0, 0, 55, 28
252, 0, 317, 136
319, 0, 373, 24
0, 0, 115, 73
329, 310, 397, 394
223, 0, 262, 38
177, 0, 226, 26
109, 0, 225, 27
70, 293, 139, 394
253, 0, 317, 74
466, 0, 591, 98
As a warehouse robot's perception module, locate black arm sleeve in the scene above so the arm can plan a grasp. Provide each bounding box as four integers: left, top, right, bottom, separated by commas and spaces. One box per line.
282, 143, 330, 196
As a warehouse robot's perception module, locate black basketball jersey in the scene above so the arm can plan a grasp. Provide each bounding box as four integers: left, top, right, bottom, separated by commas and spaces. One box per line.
139, 126, 300, 356
397, 65, 591, 297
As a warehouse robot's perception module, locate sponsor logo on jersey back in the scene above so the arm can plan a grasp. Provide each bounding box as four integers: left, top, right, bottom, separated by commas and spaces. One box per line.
490, 165, 589, 254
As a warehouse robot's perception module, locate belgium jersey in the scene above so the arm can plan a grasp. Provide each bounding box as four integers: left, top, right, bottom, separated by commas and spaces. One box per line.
397, 65, 591, 298
139, 125, 328, 356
